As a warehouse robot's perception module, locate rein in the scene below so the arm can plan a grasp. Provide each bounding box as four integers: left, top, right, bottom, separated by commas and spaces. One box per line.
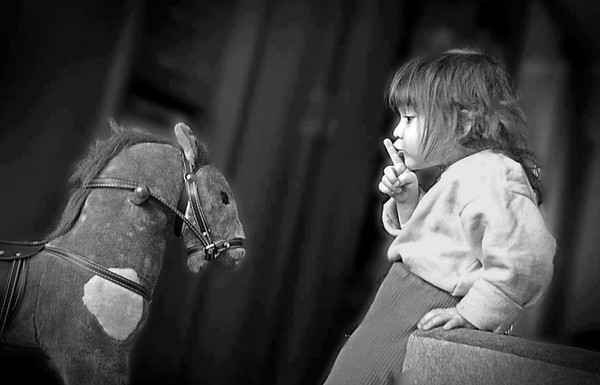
178, 149, 245, 259
83, 150, 245, 260
0, 148, 245, 323
60, 148, 245, 298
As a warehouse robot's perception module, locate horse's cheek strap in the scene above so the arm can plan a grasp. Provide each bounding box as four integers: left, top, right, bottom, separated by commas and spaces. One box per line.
173, 182, 189, 237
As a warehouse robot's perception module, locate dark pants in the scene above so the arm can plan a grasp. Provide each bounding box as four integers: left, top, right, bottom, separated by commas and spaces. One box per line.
323, 262, 460, 385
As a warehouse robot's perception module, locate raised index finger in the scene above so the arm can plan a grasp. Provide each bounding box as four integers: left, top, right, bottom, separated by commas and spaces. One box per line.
383, 138, 403, 165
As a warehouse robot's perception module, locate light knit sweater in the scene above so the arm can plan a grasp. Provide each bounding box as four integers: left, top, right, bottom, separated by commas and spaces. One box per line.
382, 150, 556, 333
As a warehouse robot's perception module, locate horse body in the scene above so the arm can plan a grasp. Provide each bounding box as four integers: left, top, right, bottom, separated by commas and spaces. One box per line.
0, 124, 246, 384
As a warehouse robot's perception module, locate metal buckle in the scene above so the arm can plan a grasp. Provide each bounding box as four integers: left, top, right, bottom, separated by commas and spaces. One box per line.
204, 243, 217, 260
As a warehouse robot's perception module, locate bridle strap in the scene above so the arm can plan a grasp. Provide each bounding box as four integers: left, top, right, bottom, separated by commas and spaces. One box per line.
173, 182, 187, 237
185, 238, 245, 256
83, 150, 246, 260
0, 148, 245, 304
180, 151, 212, 248
177, 150, 245, 260
82, 177, 207, 244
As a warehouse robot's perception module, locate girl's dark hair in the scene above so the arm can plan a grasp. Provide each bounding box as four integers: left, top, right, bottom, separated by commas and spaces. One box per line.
387, 48, 542, 204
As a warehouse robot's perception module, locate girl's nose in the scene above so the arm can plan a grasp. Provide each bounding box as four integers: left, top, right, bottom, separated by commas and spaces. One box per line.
393, 122, 403, 139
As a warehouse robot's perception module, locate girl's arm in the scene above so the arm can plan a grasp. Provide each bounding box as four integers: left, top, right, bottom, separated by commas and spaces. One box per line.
382, 186, 424, 234
382, 198, 402, 235
396, 185, 424, 226
418, 190, 555, 333
454, 190, 556, 333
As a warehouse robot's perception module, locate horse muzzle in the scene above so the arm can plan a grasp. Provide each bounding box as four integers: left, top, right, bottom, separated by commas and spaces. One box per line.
186, 238, 245, 272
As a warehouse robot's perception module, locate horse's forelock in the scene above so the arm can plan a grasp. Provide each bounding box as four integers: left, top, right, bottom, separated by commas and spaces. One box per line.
71, 120, 171, 187
48, 120, 174, 239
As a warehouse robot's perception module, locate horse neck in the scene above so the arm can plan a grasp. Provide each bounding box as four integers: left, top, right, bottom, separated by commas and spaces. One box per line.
50, 143, 184, 293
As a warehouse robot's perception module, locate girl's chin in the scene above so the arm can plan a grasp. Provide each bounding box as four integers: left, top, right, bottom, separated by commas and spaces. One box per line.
405, 160, 428, 171
403, 157, 418, 170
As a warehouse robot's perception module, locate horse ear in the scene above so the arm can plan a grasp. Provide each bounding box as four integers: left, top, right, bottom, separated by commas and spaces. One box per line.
174, 122, 199, 165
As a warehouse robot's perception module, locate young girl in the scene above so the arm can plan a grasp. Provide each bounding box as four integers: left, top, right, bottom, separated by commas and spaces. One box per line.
323, 48, 556, 384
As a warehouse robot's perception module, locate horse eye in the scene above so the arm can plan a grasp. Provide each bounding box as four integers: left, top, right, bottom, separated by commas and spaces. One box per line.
221, 191, 230, 205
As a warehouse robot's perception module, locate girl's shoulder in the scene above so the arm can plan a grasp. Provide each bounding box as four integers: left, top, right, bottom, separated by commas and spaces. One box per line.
449, 149, 522, 175
440, 150, 535, 203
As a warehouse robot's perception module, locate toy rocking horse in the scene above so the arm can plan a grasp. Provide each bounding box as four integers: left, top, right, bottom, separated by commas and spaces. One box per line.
0, 121, 246, 384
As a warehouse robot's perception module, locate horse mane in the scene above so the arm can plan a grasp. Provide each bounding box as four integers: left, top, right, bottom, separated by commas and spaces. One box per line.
47, 119, 210, 240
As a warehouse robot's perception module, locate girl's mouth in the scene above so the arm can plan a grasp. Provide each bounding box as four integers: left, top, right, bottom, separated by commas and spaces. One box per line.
392, 142, 404, 159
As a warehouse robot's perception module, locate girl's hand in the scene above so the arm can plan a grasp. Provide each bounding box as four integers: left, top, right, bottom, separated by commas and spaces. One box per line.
417, 307, 475, 331
378, 138, 419, 204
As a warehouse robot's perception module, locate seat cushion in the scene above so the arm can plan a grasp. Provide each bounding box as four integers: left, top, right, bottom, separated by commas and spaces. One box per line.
403, 328, 600, 385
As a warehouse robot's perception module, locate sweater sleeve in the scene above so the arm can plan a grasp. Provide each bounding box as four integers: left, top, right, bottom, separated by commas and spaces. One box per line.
455, 191, 556, 333
382, 198, 402, 236
382, 186, 426, 235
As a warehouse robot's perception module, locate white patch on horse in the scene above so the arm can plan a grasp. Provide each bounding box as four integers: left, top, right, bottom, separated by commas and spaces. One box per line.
82, 268, 143, 341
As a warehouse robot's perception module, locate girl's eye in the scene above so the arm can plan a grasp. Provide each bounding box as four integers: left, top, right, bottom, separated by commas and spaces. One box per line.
221, 191, 230, 205
405, 116, 414, 123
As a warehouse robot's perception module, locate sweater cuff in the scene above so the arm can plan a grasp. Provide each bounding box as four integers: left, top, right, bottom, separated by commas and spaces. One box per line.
456, 279, 523, 333
382, 198, 401, 236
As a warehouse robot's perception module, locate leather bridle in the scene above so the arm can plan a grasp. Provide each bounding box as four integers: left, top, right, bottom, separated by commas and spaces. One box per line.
1, 148, 244, 304
177, 149, 245, 260
0, 146, 245, 339
67, 148, 245, 298
84, 149, 245, 262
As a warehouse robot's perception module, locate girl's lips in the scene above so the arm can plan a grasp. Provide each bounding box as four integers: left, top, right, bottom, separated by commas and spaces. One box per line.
390, 140, 405, 162
392, 143, 403, 156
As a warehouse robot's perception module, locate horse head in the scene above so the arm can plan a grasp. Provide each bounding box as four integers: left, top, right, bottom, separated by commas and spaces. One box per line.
175, 122, 246, 272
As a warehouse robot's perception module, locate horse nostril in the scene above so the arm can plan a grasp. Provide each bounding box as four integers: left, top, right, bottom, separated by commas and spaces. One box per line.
221, 191, 230, 205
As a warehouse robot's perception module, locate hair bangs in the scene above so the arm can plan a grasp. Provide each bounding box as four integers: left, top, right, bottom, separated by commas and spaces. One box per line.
387, 58, 430, 115
388, 57, 447, 158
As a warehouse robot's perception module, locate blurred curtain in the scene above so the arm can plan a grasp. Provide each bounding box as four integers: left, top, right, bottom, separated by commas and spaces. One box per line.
522, 0, 600, 348
0, 0, 141, 240
132, 0, 407, 384
133, 0, 600, 384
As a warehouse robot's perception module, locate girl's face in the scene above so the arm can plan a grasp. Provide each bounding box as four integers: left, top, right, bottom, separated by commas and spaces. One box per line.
391, 108, 433, 170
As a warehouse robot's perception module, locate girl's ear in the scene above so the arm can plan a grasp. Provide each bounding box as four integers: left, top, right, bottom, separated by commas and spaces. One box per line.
459, 109, 473, 138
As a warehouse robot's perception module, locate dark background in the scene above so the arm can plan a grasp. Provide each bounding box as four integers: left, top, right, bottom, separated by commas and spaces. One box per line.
1, 0, 599, 384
